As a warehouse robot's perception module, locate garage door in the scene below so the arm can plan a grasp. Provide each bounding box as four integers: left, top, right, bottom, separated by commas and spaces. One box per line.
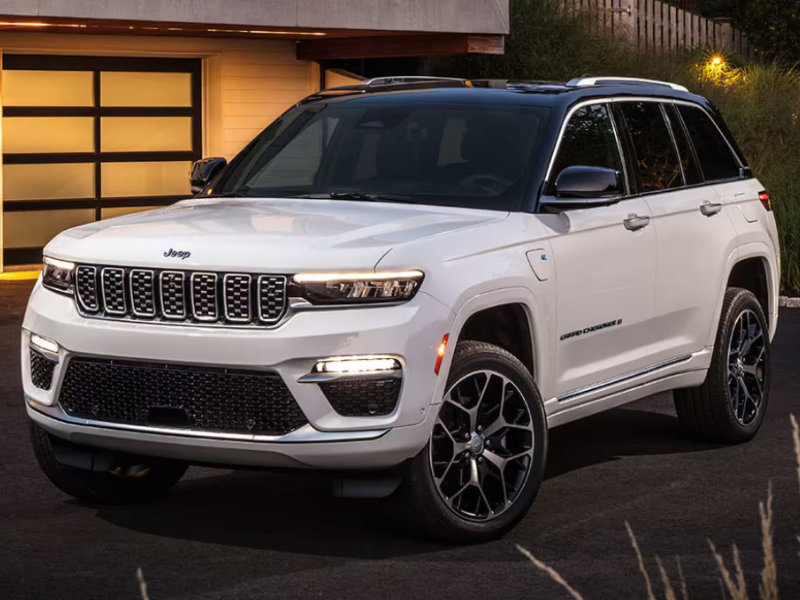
2, 55, 201, 265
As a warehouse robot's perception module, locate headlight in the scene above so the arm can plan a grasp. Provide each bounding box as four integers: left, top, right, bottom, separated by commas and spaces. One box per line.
42, 257, 76, 294
293, 270, 424, 304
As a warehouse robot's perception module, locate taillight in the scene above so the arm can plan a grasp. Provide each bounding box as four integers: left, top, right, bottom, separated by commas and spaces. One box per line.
759, 191, 772, 211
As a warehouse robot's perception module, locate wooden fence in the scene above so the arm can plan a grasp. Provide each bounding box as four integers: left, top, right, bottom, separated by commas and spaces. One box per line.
565, 0, 753, 57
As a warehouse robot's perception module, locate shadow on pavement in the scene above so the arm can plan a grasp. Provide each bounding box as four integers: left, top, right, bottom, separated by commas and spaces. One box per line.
91, 404, 722, 556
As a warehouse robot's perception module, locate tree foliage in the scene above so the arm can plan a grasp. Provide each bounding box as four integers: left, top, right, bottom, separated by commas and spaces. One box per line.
743, 0, 800, 64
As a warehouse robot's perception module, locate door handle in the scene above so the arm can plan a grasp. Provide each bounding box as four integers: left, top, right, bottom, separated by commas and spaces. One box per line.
700, 202, 722, 217
623, 215, 650, 231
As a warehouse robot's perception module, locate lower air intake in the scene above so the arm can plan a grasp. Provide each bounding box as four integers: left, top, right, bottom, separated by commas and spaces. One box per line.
319, 378, 401, 416
59, 358, 308, 435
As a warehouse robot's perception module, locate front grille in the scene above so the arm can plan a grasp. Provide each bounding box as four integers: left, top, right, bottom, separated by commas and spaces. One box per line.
320, 378, 401, 416
59, 357, 308, 435
72, 264, 288, 327
30, 350, 56, 390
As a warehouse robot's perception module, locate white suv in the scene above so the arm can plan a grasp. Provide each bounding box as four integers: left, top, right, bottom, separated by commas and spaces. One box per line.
22, 76, 780, 542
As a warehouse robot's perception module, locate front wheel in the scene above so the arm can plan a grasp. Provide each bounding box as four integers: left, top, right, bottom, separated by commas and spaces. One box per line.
674, 287, 770, 443
391, 341, 547, 543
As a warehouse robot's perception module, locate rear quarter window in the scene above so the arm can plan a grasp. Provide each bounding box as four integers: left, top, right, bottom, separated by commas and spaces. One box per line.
677, 105, 741, 181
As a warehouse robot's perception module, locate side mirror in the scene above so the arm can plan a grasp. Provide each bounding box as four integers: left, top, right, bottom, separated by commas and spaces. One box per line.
540, 165, 623, 210
190, 157, 227, 195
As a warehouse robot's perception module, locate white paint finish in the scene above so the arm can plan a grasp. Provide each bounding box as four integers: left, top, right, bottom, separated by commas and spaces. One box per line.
643, 185, 739, 361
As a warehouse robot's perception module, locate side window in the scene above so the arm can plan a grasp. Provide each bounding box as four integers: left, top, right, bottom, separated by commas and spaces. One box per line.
619, 101, 683, 193
677, 105, 741, 181
665, 104, 702, 186
550, 103, 624, 188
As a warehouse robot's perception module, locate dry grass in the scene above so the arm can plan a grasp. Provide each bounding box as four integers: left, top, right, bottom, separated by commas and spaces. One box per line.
137, 567, 150, 600
518, 416, 800, 599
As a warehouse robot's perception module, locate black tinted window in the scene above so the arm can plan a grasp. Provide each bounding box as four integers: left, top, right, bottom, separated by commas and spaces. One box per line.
665, 104, 702, 186
218, 101, 548, 211
678, 105, 741, 181
551, 103, 623, 184
620, 101, 682, 193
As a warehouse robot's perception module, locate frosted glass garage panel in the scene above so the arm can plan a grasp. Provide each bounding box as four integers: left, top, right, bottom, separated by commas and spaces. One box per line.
3, 70, 93, 106
101, 161, 191, 198
3, 163, 94, 201
100, 72, 192, 107
3, 209, 95, 249
101, 117, 192, 152
3, 117, 94, 153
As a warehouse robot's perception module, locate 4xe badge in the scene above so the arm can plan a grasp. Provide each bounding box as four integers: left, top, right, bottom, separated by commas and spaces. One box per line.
163, 248, 191, 260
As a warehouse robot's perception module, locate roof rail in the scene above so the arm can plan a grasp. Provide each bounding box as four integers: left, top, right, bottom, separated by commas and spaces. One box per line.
360, 76, 469, 88
567, 76, 689, 92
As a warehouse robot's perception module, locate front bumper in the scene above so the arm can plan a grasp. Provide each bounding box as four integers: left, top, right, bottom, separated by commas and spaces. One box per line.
22, 280, 453, 469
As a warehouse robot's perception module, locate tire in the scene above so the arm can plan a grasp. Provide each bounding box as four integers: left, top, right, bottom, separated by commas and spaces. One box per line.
391, 341, 548, 543
674, 287, 770, 443
30, 422, 188, 504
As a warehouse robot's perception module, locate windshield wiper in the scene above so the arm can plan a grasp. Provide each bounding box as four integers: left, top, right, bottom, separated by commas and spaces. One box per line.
326, 191, 419, 204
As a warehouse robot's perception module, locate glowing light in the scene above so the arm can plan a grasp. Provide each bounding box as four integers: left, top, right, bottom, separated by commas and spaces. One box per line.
31, 333, 60, 355
434, 334, 449, 375
314, 356, 401, 375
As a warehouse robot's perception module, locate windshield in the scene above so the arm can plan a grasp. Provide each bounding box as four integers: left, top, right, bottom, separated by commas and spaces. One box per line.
214, 99, 549, 211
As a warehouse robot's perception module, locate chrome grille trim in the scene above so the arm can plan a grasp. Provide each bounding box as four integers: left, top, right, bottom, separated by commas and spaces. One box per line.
75, 265, 99, 312
223, 273, 252, 323
159, 271, 188, 320
257, 275, 288, 324
190, 272, 219, 322
100, 267, 127, 315
128, 269, 156, 317
70, 264, 288, 328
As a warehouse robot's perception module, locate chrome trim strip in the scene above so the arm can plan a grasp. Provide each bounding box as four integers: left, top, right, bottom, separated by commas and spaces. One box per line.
298, 370, 402, 383
159, 270, 187, 320
223, 273, 252, 323
557, 354, 692, 402
26, 399, 388, 444
128, 269, 157, 318
190, 272, 219, 322
100, 267, 127, 316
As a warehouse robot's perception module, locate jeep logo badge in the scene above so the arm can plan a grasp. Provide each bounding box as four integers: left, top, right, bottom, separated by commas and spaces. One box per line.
163, 248, 191, 260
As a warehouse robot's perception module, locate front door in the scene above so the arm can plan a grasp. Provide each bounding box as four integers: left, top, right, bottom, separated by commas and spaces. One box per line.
1, 55, 201, 265
542, 102, 657, 400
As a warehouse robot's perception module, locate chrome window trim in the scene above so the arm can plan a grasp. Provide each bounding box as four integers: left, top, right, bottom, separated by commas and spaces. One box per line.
159, 270, 187, 320
223, 273, 252, 323
543, 96, 746, 191
190, 272, 219, 322
256, 274, 288, 324
100, 267, 127, 316
128, 269, 156, 318
74, 265, 99, 313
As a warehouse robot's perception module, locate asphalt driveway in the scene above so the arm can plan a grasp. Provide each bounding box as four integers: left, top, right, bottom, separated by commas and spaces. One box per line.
1, 279, 799, 599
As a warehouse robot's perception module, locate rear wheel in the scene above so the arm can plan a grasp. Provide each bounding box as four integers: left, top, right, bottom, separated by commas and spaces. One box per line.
674, 287, 770, 443
30, 422, 188, 504
392, 341, 547, 543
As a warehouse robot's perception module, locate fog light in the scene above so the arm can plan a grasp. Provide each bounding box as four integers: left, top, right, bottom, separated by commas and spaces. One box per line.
30, 333, 60, 355
314, 356, 400, 375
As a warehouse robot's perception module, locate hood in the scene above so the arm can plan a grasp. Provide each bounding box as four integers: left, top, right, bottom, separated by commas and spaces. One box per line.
45, 197, 507, 272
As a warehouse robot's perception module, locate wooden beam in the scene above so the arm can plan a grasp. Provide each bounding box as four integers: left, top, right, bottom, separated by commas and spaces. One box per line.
297, 33, 504, 60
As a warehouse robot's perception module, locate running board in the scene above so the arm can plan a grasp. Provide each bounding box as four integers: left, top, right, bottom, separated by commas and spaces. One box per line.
557, 355, 692, 402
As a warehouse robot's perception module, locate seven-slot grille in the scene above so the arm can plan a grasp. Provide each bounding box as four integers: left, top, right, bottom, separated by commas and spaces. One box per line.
74, 265, 287, 327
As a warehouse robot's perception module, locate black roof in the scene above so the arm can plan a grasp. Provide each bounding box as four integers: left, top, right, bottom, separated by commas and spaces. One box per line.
301, 76, 713, 113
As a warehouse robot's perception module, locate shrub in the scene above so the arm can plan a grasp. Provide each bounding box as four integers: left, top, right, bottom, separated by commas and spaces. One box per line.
433, 0, 800, 296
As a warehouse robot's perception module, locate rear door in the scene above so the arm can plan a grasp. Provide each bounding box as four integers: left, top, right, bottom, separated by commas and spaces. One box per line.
620, 100, 738, 361
541, 102, 657, 400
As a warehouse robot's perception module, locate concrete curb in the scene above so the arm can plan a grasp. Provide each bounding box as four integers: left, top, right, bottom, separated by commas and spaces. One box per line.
779, 296, 800, 308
